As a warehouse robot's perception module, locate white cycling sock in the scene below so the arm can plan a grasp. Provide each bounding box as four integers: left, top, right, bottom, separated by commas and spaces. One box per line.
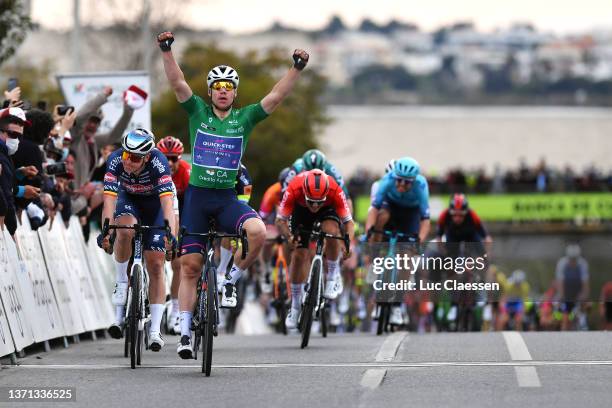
150, 304, 164, 334
291, 283, 303, 310
180, 311, 193, 337
114, 260, 129, 283
115, 305, 125, 324
218, 246, 233, 276
170, 298, 179, 316
227, 265, 244, 285
326, 258, 340, 280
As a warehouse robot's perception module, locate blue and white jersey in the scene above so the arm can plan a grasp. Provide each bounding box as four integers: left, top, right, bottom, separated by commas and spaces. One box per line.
103, 148, 174, 198
372, 171, 430, 219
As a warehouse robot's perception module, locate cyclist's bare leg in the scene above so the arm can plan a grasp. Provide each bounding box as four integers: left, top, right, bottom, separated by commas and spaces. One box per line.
234, 218, 266, 270
218, 237, 233, 276
144, 250, 167, 335
289, 248, 310, 310
321, 220, 343, 294
113, 214, 137, 263
110, 214, 136, 326
372, 209, 391, 242
178, 253, 204, 336
169, 214, 181, 325
144, 251, 166, 304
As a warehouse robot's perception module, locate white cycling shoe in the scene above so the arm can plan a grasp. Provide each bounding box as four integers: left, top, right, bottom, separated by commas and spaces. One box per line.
111, 282, 128, 306
149, 331, 164, 352
324, 276, 343, 300
389, 306, 403, 326
221, 283, 238, 308
285, 308, 300, 329
177, 335, 193, 359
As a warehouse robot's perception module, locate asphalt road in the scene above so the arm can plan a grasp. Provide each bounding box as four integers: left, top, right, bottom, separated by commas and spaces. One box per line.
1, 330, 612, 408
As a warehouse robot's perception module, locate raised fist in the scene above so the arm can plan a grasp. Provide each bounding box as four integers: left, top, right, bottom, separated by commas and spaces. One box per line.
157, 31, 174, 52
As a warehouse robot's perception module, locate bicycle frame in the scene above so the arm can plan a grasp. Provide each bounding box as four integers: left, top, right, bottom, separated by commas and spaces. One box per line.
178, 225, 248, 376
103, 219, 171, 368
271, 238, 290, 301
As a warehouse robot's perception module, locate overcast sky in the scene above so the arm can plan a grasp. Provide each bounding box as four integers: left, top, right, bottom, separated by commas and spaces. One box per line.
31, 0, 612, 34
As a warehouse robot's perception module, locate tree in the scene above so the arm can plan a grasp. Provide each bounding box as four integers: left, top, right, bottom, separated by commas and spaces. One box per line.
152, 43, 330, 205
0, 0, 34, 66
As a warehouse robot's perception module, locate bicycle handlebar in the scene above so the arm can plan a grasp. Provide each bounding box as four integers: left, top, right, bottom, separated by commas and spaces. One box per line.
178, 227, 249, 260
102, 218, 175, 259
295, 228, 350, 254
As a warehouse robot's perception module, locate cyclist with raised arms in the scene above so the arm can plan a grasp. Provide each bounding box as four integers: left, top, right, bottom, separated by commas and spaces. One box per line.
276, 169, 355, 329
97, 128, 178, 351
369, 157, 430, 325
157, 31, 309, 358
157, 135, 191, 333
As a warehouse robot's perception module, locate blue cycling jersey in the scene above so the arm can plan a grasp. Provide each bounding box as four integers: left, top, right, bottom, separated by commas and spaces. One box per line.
103, 148, 174, 198
372, 171, 430, 219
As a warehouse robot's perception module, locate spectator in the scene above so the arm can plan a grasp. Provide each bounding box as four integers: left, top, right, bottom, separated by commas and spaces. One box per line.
70, 86, 134, 216
0, 107, 29, 236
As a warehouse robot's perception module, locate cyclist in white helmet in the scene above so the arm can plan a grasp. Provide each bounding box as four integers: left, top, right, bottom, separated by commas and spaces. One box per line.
157, 30, 310, 359
97, 128, 178, 352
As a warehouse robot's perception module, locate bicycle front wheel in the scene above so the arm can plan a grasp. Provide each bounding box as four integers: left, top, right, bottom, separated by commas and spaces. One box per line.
301, 259, 321, 349
129, 265, 142, 369
277, 264, 288, 335
202, 265, 217, 376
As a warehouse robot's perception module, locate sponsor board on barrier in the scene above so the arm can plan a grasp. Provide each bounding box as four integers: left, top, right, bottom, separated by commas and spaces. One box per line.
15, 216, 65, 341
38, 222, 85, 336
0, 230, 35, 352
0, 291, 14, 356
65, 219, 113, 329
87, 227, 115, 296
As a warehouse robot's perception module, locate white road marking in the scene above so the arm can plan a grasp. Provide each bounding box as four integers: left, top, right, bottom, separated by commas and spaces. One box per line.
515, 367, 542, 387
360, 369, 387, 389
375, 332, 408, 362
502, 331, 541, 388
503, 332, 533, 360
360, 332, 408, 390
13, 360, 612, 370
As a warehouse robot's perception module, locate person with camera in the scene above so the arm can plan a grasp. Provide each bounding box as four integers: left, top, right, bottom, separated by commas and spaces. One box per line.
70, 86, 135, 216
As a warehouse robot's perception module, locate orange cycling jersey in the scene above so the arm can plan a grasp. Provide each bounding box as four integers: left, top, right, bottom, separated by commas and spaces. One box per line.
259, 182, 282, 219
172, 159, 191, 198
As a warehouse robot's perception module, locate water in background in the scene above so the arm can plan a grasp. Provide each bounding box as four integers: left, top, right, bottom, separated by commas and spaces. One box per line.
320, 106, 612, 177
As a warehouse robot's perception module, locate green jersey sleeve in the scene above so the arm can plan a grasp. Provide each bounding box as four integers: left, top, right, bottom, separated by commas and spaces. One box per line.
180, 94, 207, 116
244, 102, 269, 127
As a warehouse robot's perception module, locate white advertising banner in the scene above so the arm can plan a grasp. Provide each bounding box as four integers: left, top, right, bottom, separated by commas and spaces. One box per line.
38, 222, 85, 336
56, 71, 151, 134
15, 216, 65, 341
64, 219, 113, 330
0, 230, 35, 352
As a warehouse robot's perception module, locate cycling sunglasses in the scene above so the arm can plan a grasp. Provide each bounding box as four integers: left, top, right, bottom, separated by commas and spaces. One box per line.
1, 128, 22, 139
211, 81, 235, 91
305, 197, 326, 207
165, 155, 179, 163
394, 176, 415, 185
449, 209, 468, 216
122, 151, 146, 163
